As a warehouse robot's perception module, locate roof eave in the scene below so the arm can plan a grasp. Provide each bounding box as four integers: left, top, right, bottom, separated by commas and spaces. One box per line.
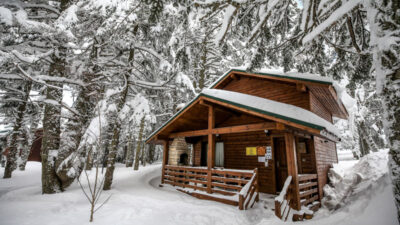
146, 92, 339, 144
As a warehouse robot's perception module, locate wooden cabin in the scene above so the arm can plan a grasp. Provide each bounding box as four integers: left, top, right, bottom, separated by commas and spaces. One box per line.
146, 69, 348, 221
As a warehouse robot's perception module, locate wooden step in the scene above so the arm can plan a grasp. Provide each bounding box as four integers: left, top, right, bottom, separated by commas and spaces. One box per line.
307, 201, 321, 212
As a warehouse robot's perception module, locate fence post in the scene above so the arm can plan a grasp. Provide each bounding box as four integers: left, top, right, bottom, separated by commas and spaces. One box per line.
239, 194, 244, 210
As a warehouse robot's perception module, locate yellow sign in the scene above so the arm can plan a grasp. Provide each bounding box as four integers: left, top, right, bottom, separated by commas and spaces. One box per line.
246, 147, 257, 156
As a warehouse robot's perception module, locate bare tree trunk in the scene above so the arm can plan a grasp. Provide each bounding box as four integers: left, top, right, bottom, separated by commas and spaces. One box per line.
103, 75, 129, 190
141, 144, 146, 167
134, 116, 145, 171
125, 130, 134, 167
103, 124, 121, 190
18, 130, 29, 171
369, 1, 400, 221
147, 143, 155, 164
3, 81, 32, 178
41, 51, 64, 194
19, 114, 40, 171
85, 145, 93, 170
55, 72, 97, 189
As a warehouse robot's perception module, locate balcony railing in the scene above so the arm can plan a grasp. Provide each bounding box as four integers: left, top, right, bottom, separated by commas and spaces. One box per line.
162, 165, 259, 209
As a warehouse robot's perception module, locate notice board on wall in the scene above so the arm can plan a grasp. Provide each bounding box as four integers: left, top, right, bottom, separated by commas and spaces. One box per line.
246, 147, 257, 156
257, 146, 266, 156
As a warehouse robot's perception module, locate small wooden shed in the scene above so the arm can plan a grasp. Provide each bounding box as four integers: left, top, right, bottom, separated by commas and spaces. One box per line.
146, 69, 348, 220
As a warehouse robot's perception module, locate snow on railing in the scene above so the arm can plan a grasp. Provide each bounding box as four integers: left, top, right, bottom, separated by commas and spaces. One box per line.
275, 176, 292, 203
275, 176, 293, 220
239, 168, 259, 210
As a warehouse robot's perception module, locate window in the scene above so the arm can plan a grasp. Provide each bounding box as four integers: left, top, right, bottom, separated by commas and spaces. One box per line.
215, 142, 224, 167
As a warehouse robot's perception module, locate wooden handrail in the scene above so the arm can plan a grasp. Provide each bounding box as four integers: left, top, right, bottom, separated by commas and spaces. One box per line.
275, 176, 293, 220
238, 168, 259, 210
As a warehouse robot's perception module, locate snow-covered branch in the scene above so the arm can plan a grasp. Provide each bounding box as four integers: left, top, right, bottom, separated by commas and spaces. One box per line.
12, 49, 54, 64
302, 0, 363, 44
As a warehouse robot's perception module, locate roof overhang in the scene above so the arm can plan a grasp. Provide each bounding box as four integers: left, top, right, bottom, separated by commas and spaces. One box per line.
211, 69, 349, 119
146, 91, 341, 144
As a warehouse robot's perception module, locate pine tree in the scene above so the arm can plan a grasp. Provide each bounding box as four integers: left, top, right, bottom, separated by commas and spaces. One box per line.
2, 80, 32, 178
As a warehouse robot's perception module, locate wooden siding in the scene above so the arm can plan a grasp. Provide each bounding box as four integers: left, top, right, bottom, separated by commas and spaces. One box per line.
310, 91, 332, 122
219, 131, 276, 194
193, 141, 201, 166
295, 137, 316, 174
314, 136, 338, 198
220, 77, 310, 110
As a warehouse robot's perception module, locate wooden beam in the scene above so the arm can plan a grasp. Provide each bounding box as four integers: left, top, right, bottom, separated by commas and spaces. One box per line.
201, 96, 322, 136
226, 71, 330, 87
169, 122, 277, 138
230, 73, 240, 80
207, 106, 215, 193
276, 123, 285, 130
161, 140, 169, 184
284, 132, 301, 211
296, 83, 307, 92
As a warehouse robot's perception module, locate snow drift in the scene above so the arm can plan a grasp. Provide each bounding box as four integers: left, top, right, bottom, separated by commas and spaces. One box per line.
323, 150, 393, 210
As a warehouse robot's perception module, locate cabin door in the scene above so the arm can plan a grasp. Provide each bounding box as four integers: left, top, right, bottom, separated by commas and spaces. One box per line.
274, 137, 288, 192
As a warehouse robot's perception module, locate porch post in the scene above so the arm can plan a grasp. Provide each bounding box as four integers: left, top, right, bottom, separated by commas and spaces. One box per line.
161, 140, 169, 184
207, 106, 215, 193
284, 132, 301, 211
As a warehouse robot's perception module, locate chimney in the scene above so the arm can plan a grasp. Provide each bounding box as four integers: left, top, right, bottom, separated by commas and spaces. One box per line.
168, 137, 189, 166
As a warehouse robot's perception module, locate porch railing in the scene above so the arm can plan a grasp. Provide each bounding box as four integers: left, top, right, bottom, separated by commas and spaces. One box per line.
239, 168, 259, 210
298, 174, 319, 207
274, 176, 293, 221
163, 165, 259, 209
275, 174, 320, 221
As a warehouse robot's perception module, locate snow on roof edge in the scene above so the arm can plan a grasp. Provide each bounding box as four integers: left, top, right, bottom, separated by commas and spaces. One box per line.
201, 89, 340, 137
209, 68, 334, 89
209, 68, 352, 117
146, 88, 340, 143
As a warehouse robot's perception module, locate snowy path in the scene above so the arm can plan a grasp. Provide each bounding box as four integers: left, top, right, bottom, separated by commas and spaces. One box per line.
0, 159, 398, 225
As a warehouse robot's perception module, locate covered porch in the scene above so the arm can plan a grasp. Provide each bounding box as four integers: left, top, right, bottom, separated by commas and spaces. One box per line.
147, 90, 338, 219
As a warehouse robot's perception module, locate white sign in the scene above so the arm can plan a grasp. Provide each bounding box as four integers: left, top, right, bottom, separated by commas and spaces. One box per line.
258, 157, 265, 162
266, 146, 272, 160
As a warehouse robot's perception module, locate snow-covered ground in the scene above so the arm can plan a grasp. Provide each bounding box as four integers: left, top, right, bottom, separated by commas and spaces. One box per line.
0, 152, 398, 225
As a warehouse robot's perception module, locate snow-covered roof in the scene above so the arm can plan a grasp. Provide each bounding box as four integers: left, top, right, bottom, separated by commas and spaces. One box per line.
146, 88, 340, 143
210, 68, 350, 119
209, 68, 334, 89
202, 89, 340, 137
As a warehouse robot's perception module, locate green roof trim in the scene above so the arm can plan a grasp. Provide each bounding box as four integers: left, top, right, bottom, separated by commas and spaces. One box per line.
145, 92, 327, 143
210, 69, 333, 88
200, 93, 325, 131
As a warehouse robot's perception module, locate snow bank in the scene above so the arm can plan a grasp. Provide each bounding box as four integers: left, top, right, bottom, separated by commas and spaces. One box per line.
323, 150, 390, 210
1, 159, 397, 225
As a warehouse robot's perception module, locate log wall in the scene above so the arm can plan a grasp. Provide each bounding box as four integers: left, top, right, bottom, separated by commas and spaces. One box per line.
314, 136, 338, 198
309, 91, 332, 122
220, 77, 310, 110
220, 132, 275, 193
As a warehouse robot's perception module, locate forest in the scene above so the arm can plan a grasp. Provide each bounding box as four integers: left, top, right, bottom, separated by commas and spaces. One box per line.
0, 0, 399, 224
